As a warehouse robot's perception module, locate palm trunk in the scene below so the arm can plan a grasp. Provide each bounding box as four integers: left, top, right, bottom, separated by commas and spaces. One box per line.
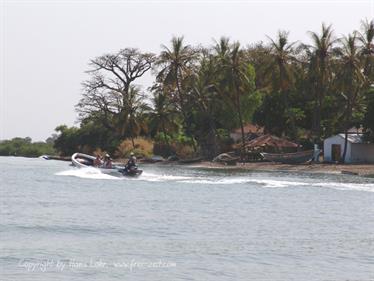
161, 121, 169, 145
235, 84, 245, 161
131, 135, 135, 149
279, 64, 288, 136
341, 101, 352, 163
175, 70, 197, 152
207, 116, 218, 159
313, 62, 327, 141
318, 95, 322, 135
342, 129, 349, 164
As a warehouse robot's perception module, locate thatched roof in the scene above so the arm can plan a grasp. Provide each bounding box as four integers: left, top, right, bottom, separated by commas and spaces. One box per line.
244, 134, 299, 148
231, 123, 264, 134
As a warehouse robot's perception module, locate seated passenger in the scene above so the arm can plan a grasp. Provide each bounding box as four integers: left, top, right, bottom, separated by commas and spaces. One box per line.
93, 155, 102, 167
103, 154, 113, 169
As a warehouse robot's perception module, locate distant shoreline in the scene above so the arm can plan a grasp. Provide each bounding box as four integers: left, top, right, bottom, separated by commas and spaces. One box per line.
4, 155, 374, 178
188, 161, 374, 178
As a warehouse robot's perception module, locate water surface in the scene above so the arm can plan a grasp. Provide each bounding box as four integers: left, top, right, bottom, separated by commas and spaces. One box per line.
1, 157, 374, 280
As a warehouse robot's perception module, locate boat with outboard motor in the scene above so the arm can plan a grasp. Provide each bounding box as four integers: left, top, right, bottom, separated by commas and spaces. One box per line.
71, 152, 143, 177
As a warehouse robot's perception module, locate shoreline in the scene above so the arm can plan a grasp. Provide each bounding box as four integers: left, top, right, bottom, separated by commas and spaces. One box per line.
7, 154, 374, 178
185, 161, 374, 178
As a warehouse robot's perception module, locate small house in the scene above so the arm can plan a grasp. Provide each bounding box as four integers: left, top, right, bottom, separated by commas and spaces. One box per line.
323, 133, 374, 163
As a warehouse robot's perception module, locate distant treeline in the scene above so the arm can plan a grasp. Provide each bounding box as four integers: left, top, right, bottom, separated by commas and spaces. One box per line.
0, 137, 56, 157
49, 20, 374, 160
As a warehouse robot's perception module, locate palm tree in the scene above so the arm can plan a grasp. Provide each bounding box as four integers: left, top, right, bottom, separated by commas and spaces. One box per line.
307, 23, 336, 139
148, 84, 178, 145
189, 51, 220, 158
213, 37, 231, 61
357, 19, 374, 84
120, 86, 150, 148
156, 36, 198, 149
228, 42, 248, 151
214, 39, 255, 152
266, 30, 297, 135
336, 34, 365, 163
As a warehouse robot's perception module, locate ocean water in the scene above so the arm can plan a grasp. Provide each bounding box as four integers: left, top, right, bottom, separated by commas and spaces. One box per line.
1, 156, 374, 281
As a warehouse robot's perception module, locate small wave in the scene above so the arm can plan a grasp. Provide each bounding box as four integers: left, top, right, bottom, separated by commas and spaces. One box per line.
313, 182, 374, 193
149, 174, 374, 192
3, 224, 122, 235
55, 167, 120, 180
249, 179, 309, 188
180, 177, 252, 185
180, 177, 309, 187
140, 172, 193, 182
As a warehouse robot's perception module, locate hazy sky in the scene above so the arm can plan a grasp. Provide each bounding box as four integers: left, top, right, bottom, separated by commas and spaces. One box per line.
1, 0, 373, 141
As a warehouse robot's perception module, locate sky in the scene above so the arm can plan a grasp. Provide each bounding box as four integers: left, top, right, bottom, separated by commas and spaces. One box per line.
1, 0, 373, 141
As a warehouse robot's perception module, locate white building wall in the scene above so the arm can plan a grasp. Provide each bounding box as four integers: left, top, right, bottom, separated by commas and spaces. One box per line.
323, 135, 352, 162
351, 144, 374, 163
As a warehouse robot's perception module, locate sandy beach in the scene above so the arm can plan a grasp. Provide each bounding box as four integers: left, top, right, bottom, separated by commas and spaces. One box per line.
188, 161, 374, 177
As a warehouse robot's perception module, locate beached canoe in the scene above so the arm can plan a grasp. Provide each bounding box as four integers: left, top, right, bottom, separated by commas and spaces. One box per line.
178, 157, 203, 164
213, 153, 239, 165
260, 150, 314, 164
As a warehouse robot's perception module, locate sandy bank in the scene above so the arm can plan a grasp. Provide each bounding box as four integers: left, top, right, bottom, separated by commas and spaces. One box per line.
188, 161, 374, 177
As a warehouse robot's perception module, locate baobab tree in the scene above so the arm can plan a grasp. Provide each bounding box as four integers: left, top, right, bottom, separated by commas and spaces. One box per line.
77, 48, 155, 140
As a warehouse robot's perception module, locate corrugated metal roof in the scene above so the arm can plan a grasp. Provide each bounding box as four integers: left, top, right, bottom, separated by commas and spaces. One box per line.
338, 133, 364, 144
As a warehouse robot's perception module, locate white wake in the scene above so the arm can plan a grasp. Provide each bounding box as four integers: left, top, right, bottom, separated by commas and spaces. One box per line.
55, 168, 374, 192
55, 167, 120, 180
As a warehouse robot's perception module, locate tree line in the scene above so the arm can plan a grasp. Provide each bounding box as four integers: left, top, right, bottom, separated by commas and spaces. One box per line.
54, 20, 374, 160
0, 137, 56, 157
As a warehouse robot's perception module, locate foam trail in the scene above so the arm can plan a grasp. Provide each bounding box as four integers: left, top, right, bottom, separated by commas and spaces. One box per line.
55, 167, 120, 180
179, 177, 374, 192
180, 177, 309, 187
55, 167, 374, 192
140, 171, 194, 182
180, 177, 251, 185
313, 182, 374, 193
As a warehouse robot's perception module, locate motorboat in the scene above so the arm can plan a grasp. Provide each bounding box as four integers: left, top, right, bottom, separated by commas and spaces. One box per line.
71, 152, 143, 177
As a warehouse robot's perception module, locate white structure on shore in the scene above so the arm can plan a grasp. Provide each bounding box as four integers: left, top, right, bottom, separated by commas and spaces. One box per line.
323, 133, 374, 163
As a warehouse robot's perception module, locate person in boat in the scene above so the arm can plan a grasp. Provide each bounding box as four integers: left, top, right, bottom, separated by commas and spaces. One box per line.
103, 154, 113, 169
93, 155, 102, 167
126, 152, 137, 171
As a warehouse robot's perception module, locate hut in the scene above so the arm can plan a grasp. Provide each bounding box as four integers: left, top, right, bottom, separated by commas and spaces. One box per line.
244, 134, 299, 153
230, 123, 264, 143
323, 133, 374, 163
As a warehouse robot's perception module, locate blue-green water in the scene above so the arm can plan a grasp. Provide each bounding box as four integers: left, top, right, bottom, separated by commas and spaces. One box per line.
1, 156, 374, 280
